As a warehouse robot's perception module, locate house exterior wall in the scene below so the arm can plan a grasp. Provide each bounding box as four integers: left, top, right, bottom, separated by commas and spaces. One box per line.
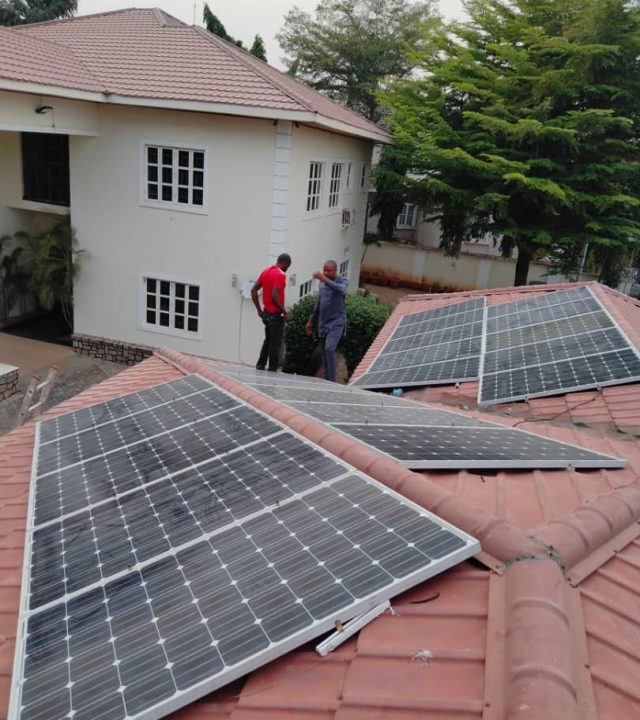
286, 126, 372, 296
69, 105, 374, 363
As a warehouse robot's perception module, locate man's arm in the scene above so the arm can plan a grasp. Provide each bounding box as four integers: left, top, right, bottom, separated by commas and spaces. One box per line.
251, 281, 263, 317
271, 280, 289, 321
305, 295, 321, 336
313, 272, 347, 294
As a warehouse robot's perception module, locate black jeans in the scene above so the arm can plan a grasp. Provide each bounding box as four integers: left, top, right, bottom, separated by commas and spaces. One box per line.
257, 312, 285, 371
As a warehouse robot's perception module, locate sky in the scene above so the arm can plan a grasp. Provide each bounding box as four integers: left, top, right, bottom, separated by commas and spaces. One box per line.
76, 0, 467, 69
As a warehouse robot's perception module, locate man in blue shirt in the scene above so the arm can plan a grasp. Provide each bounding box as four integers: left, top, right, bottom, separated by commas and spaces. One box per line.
305, 260, 347, 382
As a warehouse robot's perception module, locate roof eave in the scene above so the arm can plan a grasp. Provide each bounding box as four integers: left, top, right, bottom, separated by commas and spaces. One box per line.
0, 78, 389, 143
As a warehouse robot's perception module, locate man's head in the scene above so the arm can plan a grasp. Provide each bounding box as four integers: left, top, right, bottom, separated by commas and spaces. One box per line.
323, 260, 338, 280
277, 253, 292, 271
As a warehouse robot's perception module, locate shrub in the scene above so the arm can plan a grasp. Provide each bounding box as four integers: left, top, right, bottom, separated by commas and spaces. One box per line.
284, 292, 392, 378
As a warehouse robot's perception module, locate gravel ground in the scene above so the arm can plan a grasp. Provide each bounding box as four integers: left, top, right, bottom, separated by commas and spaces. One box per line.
0, 353, 123, 436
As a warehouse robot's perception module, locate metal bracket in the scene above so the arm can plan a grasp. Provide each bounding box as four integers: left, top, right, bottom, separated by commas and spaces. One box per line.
315, 600, 390, 656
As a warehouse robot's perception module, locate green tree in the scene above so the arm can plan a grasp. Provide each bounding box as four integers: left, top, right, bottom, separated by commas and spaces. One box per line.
250, 33, 267, 61
381, 0, 640, 285
277, 0, 439, 122
0, 0, 76, 25
203, 2, 243, 47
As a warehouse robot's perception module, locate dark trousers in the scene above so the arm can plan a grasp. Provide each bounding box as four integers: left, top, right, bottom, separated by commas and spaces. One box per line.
257, 312, 285, 371
320, 321, 345, 382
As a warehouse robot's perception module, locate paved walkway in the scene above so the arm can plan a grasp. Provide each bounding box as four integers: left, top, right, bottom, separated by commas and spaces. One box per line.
0, 332, 123, 435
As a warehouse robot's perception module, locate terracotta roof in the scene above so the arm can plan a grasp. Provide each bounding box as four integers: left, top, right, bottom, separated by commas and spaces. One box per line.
1, 8, 388, 141
1, 324, 640, 719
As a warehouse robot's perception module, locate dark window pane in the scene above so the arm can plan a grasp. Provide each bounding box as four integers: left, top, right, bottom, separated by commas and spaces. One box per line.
162, 167, 173, 184
193, 152, 204, 169
146, 310, 156, 324
146, 294, 156, 309
189, 286, 199, 301
160, 281, 170, 295
192, 171, 204, 188
174, 315, 184, 329
162, 185, 172, 201
160, 297, 170, 311
175, 299, 185, 314
179, 151, 189, 167
192, 189, 203, 206
188, 318, 198, 332
147, 184, 158, 200
147, 147, 158, 164
188, 302, 198, 316
21, 133, 70, 206
175, 284, 185, 298
160, 313, 170, 327
146, 279, 156, 292
148, 166, 158, 182
178, 188, 188, 204
162, 148, 173, 165
178, 169, 189, 185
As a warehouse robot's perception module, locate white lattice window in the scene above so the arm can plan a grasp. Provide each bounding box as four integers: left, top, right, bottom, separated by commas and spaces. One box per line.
360, 163, 369, 191
339, 260, 350, 279
299, 279, 314, 298
306, 162, 323, 211
143, 144, 206, 212
143, 276, 200, 335
397, 203, 416, 227
329, 163, 343, 208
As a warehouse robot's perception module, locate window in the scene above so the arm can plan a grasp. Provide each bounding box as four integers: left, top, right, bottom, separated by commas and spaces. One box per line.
397, 203, 416, 227
21, 132, 70, 206
144, 277, 200, 334
339, 260, 350, 279
144, 144, 205, 210
329, 163, 343, 208
306, 162, 323, 211
299, 279, 314, 298
360, 163, 369, 191
345, 162, 354, 192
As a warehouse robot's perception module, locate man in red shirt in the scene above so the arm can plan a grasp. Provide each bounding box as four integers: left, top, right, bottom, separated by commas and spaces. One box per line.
251, 253, 292, 371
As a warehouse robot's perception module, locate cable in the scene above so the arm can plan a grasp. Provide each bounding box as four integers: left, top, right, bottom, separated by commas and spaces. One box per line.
511, 389, 602, 428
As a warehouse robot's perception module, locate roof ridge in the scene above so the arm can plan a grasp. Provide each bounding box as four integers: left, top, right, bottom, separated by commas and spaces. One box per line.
191, 26, 316, 113
9, 6, 154, 29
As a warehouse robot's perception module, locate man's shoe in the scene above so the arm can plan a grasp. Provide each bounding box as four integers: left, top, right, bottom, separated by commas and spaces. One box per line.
256, 365, 266, 371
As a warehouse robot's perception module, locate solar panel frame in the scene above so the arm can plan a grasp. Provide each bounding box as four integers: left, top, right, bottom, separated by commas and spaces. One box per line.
479, 286, 640, 406
10, 375, 480, 720
352, 298, 485, 390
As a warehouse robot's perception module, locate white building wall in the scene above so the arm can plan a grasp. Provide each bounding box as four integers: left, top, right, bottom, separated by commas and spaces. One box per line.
286, 126, 372, 296
70, 105, 375, 363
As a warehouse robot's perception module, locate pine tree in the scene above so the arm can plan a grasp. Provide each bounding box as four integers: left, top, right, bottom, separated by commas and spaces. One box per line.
382, 0, 640, 285
203, 2, 243, 48
250, 34, 267, 61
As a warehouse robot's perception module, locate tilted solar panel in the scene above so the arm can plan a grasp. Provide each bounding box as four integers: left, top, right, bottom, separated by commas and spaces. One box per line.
212, 365, 625, 470
479, 286, 640, 405
11, 376, 479, 720
351, 298, 486, 389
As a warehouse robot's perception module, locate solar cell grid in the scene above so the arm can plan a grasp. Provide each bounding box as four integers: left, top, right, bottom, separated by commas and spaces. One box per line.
486, 295, 601, 333
397, 298, 481, 327
392, 305, 483, 340
14, 375, 480, 720
382, 321, 481, 355
352, 355, 481, 389
370, 336, 481, 369
488, 285, 593, 317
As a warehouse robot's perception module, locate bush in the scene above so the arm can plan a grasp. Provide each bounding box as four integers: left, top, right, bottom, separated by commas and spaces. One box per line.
284, 292, 392, 378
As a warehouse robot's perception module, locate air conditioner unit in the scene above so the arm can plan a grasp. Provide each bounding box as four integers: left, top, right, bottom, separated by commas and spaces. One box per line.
341, 208, 355, 228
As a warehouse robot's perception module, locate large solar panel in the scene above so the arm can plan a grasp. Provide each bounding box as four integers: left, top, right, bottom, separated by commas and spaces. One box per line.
479, 286, 640, 405
11, 376, 479, 720
352, 298, 485, 389
212, 365, 625, 470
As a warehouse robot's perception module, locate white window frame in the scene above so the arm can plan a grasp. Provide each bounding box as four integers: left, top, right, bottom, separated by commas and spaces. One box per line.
299, 278, 314, 299
306, 161, 324, 212
397, 203, 416, 228
339, 259, 350, 279
345, 162, 354, 193
139, 140, 209, 214
328, 162, 343, 208
360, 163, 369, 192
138, 272, 203, 340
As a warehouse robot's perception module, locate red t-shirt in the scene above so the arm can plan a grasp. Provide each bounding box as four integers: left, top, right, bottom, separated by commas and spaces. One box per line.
258, 265, 286, 313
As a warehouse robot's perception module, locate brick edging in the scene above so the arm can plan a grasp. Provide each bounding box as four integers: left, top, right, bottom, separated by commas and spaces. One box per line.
72, 334, 154, 366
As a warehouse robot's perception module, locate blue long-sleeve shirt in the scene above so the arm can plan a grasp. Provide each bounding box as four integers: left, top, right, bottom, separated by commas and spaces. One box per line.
310, 276, 347, 335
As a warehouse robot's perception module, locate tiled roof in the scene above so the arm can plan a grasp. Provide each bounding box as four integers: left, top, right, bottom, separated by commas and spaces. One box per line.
1, 8, 388, 141
1, 315, 640, 719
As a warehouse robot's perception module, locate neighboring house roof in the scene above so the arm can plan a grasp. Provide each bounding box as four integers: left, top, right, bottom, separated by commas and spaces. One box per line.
2, 284, 640, 718
0, 8, 389, 142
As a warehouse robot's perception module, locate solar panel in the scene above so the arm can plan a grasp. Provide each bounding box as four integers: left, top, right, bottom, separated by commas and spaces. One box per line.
12, 376, 479, 720
352, 298, 485, 389
212, 365, 625, 470
479, 286, 640, 405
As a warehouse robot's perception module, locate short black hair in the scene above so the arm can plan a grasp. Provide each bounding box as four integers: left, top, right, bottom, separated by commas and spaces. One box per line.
277, 253, 292, 265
